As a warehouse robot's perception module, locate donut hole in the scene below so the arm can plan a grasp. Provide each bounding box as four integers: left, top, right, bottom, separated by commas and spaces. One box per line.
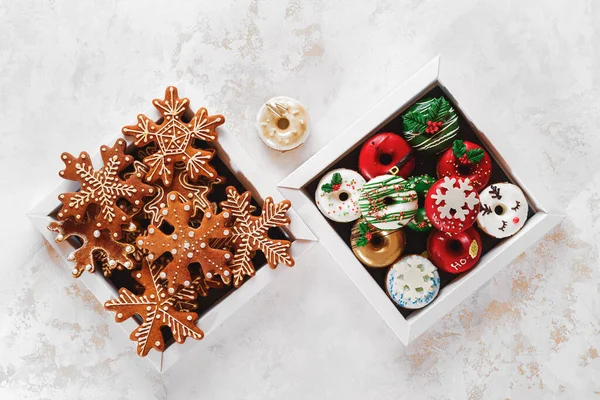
457, 164, 473, 175
379, 153, 393, 165
338, 192, 349, 202
276, 117, 290, 130
494, 205, 505, 216
448, 240, 462, 254
383, 197, 395, 206
449, 208, 457, 216
370, 233, 384, 248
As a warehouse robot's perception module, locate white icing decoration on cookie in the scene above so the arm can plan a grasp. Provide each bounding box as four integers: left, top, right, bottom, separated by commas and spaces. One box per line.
315, 168, 365, 223
256, 96, 310, 152
477, 183, 528, 238
386, 255, 440, 309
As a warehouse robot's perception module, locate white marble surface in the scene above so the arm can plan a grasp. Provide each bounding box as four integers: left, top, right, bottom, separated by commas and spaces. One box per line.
1, 0, 599, 398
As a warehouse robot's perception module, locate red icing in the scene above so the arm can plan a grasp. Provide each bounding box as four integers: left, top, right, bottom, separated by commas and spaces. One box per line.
427, 227, 482, 274
424, 177, 480, 234
513, 217, 520, 224
437, 141, 492, 191
358, 132, 415, 180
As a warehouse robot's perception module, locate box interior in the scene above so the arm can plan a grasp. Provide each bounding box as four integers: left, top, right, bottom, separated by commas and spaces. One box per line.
303, 85, 535, 319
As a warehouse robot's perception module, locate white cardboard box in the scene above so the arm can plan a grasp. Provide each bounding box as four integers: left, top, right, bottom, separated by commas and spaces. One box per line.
27, 84, 317, 372
278, 56, 565, 345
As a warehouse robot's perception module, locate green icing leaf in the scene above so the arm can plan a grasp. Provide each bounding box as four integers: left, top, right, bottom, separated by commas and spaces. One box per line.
358, 222, 369, 235
321, 183, 333, 193
403, 111, 428, 133
427, 97, 452, 122
452, 140, 466, 158
356, 237, 369, 247
426, 98, 441, 121
331, 172, 342, 185
467, 148, 484, 164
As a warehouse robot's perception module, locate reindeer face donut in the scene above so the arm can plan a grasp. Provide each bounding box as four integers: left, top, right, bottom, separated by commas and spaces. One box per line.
358, 175, 418, 231
402, 96, 459, 155
427, 227, 482, 274
477, 183, 528, 238
315, 168, 365, 222
351, 219, 406, 268
358, 132, 415, 180
425, 177, 480, 234
438, 140, 492, 191
386, 255, 440, 309
256, 96, 310, 152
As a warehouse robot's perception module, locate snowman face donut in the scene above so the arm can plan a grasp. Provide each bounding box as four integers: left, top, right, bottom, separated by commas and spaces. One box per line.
477, 183, 528, 238
315, 168, 365, 222
358, 175, 418, 231
256, 96, 310, 152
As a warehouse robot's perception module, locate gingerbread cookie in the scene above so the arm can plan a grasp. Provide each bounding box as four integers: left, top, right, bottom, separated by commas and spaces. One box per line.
104, 260, 205, 357
122, 86, 224, 186
56, 139, 155, 240
48, 208, 135, 277
220, 186, 295, 287
136, 192, 234, 290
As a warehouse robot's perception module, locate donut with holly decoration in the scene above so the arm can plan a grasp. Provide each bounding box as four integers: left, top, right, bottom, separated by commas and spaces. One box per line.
350, 218, 405, 268
358, 132, 415, 180
437, 140, 492, 191
315, 168, 365, 223
401, 96, 459, 155
425, 176, 480, 234
427, 226, 482, 274
404, 174, 436, 232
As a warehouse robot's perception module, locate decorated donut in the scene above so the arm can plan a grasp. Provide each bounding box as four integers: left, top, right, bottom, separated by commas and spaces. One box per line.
315, 168, 365, 222
425, 176, 480, 234
477, 183, 528, 238
404, 174, 435, 232
386, 254, 440, 309
358, 175, 418, 231
427, 227, 482, 274
401, 96, 459, 155
437, 140, 492, 191
351, 219, 406, 268
358, 132, 415, 180
256, 96, 310, 152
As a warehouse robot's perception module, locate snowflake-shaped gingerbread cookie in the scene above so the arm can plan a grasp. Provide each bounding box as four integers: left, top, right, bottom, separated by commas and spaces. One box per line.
56, 139, 156, 239
122, 86, 224, 186
425, 176, 480, 234
386, 255, 440, 309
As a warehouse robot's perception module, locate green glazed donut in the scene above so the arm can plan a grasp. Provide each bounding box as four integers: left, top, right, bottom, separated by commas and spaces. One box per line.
405, 174, 435, 232
401, 97, 459, 155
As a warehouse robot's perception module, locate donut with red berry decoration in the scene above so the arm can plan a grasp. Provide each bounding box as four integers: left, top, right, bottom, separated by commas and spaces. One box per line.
401, 97, 459, 155
315, 168, 366, 223
425, 176, 480, 234
437, 140, 492, 191
427, 227, 482, 274
358, 132, 415, 180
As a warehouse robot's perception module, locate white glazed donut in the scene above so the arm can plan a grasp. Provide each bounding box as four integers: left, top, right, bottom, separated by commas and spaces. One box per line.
315, 168, 365, 223
386, 254, 440, 309
477, 183, 528, 238
358, 175, 418, 231
256, 96, 310, 152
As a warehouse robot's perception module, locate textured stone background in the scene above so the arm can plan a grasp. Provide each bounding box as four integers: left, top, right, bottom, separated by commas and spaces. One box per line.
1, 0, 599, 399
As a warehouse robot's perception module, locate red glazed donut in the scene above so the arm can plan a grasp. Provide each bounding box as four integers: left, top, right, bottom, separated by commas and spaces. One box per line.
437, 140, 492, 191
358, 132, 415, 180
427, 227, 482, 274
425, 176, 480, 234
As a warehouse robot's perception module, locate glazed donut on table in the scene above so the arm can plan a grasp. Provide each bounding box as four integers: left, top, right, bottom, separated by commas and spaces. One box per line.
437, 140, 492, 191
358, 132, 415, 180
401, 96, 459, 155
315, 168, 365, 223
427, 227, 482, 274
386, 254, 440, 309
351, 218, 406, 268
425, 176, 480, 234
358, 174, 418, 231
477, 183, 528, 238
256, 96, 310, 152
